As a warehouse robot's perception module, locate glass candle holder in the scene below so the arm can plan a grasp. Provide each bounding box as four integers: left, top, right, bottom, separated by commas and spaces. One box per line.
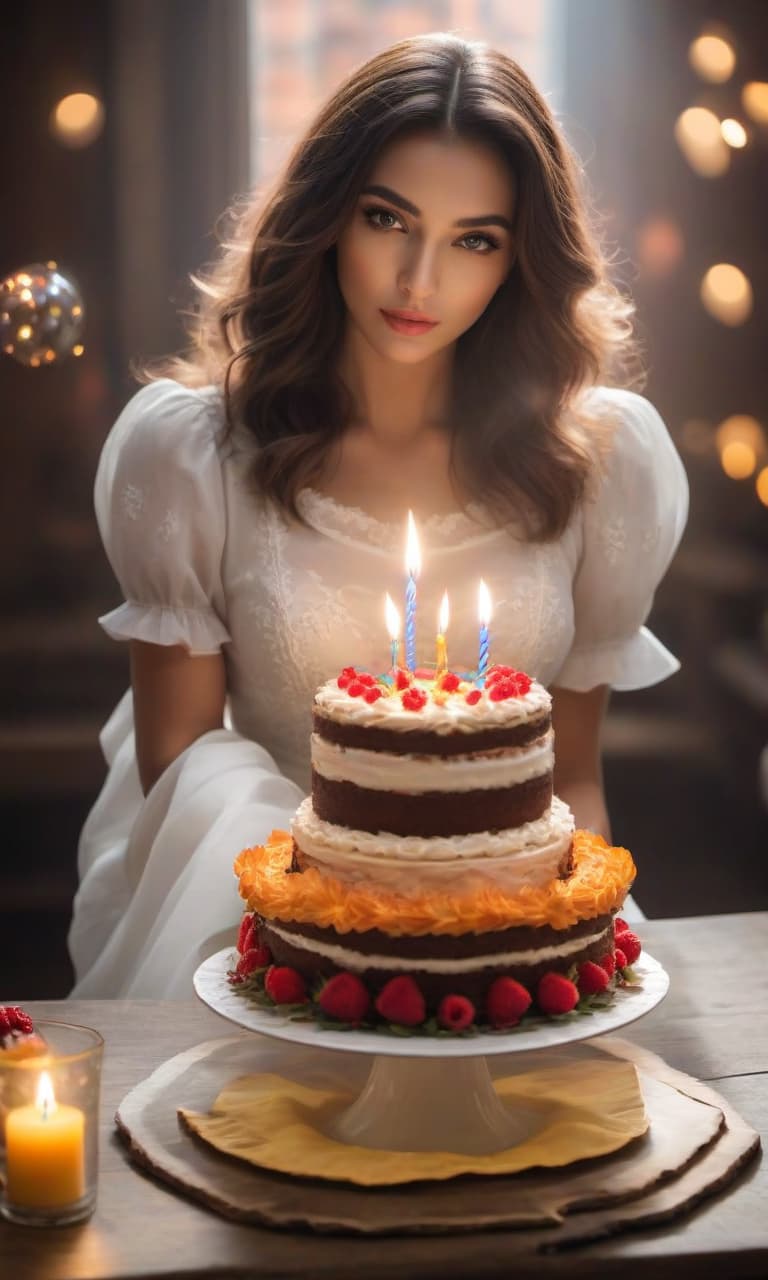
0, 1021, 104, 1226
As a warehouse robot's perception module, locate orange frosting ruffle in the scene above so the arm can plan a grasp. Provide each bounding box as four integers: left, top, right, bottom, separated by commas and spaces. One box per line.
233, 830, 635, 937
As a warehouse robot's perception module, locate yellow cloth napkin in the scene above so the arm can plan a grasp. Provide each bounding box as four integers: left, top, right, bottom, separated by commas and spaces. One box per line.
179, 1058, 647, 1186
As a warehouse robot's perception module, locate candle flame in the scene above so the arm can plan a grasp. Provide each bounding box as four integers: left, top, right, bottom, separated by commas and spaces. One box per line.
438, 590, 450, 635
478, 579, 492, 626
36, 1071, 57, 1118
405, 511, 421, 577
385, 592, 401, 640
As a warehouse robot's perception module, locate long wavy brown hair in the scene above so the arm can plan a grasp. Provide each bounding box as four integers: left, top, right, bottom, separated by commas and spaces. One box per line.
146, 32, 643, 539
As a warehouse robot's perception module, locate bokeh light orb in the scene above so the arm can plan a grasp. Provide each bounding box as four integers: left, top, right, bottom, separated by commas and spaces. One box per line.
721, 118, 748, 148
0, 263, 85, 367
720, 441, 756, 479
50, 93, 104, 148
674, 107, 730, 177
756, 467, 768, 507
742, 81, 768, 124
688, 34, 736, 84
700, 264, 753, 326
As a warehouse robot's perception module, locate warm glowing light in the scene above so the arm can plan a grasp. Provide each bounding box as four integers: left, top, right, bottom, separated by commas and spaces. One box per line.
49, 304, 62, 318
478, 579, 492, 627
385, 593, 400, 641
29, 356, 41, 367
756, 467, 768, 506
674, 107, 730, 176
405, 510, 421, 578
438, 591, 450, 635
51, 93, 105, 148
742, 81, 768, 124
36, 1072, 57, 1116
73, 344, 85, 357
721, 118, 747, 147
44, 349, 56, 363
17, 273, 32, 287
636, 216, 685, 277
17, 325, 32, 341
721, 441, 756, 479
71, 305, 82, 317
688, 34, 736, 83
715, 414, 765, 453
46, 260, 57, 270
701, 264, 753, 325
19, 288, 32, 302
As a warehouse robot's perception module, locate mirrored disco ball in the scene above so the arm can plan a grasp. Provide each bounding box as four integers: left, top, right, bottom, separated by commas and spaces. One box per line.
0, 262, 85, 367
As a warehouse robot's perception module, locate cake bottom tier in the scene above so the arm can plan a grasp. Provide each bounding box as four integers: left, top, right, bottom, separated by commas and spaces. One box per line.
257, 912, 615, 1014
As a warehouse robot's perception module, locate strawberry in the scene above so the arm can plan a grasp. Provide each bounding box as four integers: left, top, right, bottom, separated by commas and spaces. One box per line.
614, 946, 628, 970
437, 994, 475, 1032
598, 952, 617, 977
318, 973, 371, 1023
537, 972, 579, 1015
375, 976, 426, 1027
236, 943, 272, 977
465, 688, 482, 705
577, 960, 610, 996
237, 913, 255, 955
486, 976, 532, 1028
617, 930, 641, 965
401, 687, 427, 712
264, 965, 307, 1004
614, 916, 630, 936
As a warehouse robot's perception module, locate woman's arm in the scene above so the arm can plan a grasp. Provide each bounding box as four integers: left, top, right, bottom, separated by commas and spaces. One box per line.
130, 640, 226, 795
550, 684, 611, 840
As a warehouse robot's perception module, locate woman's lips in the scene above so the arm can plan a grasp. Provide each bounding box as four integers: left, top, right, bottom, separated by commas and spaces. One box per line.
381, 310, 439, 335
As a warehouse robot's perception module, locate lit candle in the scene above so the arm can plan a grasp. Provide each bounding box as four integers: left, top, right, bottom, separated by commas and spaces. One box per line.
477, 579, 492, 683
5, 1071, 85, 1208
385, 592, 401, 675
436, 591, 450, 677
404, 511, 421, 671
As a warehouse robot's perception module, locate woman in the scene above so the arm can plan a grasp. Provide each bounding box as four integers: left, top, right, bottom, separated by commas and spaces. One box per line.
68, 33, 688, 998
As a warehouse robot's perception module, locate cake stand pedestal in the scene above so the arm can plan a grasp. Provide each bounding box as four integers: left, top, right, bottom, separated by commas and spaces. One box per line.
193, 950, 669, 1156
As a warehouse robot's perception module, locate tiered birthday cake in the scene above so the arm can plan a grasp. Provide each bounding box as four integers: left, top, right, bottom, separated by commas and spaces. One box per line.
231, 664, 641, 1033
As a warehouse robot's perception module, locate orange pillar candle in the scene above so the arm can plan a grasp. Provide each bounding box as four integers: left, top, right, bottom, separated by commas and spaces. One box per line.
435, 591, 450, 677
5, 1072, 85, 1208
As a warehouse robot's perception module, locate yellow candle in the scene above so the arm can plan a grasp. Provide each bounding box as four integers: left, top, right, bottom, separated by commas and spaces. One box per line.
5, 1072, 85, 1207
435, 591, 450, 677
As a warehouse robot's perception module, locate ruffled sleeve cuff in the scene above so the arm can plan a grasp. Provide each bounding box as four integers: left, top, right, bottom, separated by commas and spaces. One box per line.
99, 600, 231, 655
554, 625, 680, 693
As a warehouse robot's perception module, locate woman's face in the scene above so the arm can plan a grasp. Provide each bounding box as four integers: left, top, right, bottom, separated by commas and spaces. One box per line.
336, 131, 516, 364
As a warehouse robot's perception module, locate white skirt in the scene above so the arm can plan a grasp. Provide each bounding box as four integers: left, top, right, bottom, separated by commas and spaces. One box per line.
67, 691, 304, 999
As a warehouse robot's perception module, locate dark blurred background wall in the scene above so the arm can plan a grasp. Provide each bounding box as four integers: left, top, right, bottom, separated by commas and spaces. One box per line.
1, 0, 766, 998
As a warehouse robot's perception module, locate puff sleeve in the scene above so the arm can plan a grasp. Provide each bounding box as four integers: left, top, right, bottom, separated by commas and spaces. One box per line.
554, 388, 689, 692
95, 379, 231, 655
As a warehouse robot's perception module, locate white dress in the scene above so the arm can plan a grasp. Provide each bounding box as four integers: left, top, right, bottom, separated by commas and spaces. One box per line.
68, 379, 689, 998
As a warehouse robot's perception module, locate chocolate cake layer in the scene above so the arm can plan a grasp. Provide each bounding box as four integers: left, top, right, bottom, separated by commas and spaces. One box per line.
258, 918, 614, 1014
311, 770, 553, 837
262, 909, 610, 959
313, 710, 551, 757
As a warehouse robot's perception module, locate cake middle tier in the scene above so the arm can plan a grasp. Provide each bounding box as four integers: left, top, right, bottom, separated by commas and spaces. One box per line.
310, 729, 554, 837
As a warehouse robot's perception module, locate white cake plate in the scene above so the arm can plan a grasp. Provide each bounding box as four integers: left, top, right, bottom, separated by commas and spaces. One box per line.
194, 949, 668, 1155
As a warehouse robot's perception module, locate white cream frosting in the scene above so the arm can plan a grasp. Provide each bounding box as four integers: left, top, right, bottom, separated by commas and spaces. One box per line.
314, 674, 551, 734
266, 920, 606, 974
310, 731, 554, 794
292, 796, 574, 893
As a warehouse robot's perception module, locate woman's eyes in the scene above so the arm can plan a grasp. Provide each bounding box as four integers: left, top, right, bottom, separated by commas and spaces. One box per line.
361, 205, 500, 254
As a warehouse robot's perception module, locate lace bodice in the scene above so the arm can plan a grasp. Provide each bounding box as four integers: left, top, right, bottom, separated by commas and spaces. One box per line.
96, 379, 688, 792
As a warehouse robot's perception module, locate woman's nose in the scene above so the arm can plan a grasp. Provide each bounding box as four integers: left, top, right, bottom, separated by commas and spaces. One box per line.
397, 238, 439, 302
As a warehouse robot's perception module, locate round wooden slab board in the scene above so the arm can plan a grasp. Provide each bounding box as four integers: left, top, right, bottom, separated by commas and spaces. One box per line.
115, 1035, 760, 1243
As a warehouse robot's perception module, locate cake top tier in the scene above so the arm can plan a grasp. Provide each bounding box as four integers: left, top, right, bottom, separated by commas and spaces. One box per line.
314, 665, 551, 734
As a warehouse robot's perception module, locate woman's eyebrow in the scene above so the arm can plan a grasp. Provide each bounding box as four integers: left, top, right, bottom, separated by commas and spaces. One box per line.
360, 183, 513, 231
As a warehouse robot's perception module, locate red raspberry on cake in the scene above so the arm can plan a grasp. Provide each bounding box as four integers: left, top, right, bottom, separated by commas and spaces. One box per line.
394, 668, 412, 690
363, 686, 383, 704
375, 976, 426, 1027
318, 973, 371, 1023
577, 961, 610, 996
237, 912, 255, 955
236, 943, 272, 978
486, 664, 514, 682
537, 972, 579, 1015
614, 946, 628, 970
437, 994, 475, 1032
401, 686, 427, 712
264, 966, 307, 1005
347, 680, 366, 697
438, 672, 461, 693
356, 672, 376, 688
616, 930, 641, 965
486, 977, 532, 1028
337, 666, 357, 689
598, 952, 617, 977
465, 688, 482, 705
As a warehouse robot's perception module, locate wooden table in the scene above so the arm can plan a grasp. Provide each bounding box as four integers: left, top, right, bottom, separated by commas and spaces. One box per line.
1, 913, 765, 1279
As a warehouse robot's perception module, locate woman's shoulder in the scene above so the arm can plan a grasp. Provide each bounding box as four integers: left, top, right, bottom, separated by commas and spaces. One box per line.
578, 384, 674, 458
104, 378, 228, 474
